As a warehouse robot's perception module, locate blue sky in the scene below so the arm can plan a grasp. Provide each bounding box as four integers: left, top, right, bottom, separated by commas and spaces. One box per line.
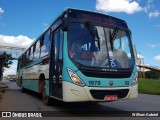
0, 0, 160, 75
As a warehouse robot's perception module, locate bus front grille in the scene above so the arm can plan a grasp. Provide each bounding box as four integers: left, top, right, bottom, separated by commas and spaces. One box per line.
90, 89, 129, 100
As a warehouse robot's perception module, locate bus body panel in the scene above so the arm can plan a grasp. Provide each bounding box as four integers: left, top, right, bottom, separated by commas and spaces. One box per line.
23, 64, 49, 80
21, 79, 49, 96
20, 60, 50, 95
22, 79, 39, 92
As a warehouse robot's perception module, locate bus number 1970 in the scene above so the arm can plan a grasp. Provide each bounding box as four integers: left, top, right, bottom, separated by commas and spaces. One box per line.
89, 81, 101, 86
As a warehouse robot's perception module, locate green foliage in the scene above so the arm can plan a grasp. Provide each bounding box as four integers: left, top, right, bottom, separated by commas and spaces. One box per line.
145, 71, 159, 79
138, 79, 160, 95
0, 51, 13, 69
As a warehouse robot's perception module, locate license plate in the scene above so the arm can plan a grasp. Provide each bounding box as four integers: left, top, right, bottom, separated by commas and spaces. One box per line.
104, 95, 118, 101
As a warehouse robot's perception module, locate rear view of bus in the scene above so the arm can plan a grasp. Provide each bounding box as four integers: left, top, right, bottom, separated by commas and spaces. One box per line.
62, 8, 138, 102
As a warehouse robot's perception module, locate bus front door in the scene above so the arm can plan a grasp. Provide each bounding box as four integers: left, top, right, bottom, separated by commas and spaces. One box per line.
51, 29, 63, 99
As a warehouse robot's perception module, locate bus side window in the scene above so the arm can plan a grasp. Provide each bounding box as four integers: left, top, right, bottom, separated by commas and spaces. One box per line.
40, 31, 51, 58
22, 53, 26, 67
28, 49, 31, 59
54, 32, 58, 61
34, 40, 40, 60
29, 46, 34, 61
26, 50, 30, 66
17, 57, 21, 70
59, 29, 63, 60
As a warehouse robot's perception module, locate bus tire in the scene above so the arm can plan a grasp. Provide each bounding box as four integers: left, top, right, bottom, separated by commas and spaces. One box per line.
42, 82, 52, 106
20, 78, 25, 93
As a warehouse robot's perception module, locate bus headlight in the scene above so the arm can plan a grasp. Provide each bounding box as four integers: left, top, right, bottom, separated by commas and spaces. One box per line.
67, 68, 85, 87
132, 72, 138, 86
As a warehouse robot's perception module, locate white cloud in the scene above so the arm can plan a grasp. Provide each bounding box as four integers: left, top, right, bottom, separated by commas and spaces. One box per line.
3, 64, 17, 76
96, 0, 143, 14
144, 0, 154, 13
95, 0, 159, 19
0, 35, 33, 48
143, 0, 160, 19
0, 7, 4, 14
148, 10, 160, 18
154, 55, 160, 61
148, 43, 156, 48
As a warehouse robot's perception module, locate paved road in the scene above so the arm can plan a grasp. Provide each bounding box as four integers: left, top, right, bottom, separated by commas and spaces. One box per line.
0, 80, 160, 120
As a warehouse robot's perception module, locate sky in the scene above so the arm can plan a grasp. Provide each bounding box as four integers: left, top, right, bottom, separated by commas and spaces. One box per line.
0, 0, 160, 75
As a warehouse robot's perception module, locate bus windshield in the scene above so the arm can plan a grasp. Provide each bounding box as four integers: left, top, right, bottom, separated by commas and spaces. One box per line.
68, 22, 134, 69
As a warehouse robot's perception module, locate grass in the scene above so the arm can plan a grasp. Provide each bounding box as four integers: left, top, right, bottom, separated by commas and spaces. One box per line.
138, 79, 160, 95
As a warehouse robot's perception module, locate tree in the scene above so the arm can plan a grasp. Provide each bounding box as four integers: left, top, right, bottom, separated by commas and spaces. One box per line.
0, 51, 13, 80
145, 71, 159, 79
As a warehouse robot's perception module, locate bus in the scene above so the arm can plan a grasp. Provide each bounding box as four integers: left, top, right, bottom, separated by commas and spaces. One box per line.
16, 8, 138, 105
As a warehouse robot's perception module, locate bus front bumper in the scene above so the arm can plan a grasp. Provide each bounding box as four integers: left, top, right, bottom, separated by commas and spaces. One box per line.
62, 81, 138, 102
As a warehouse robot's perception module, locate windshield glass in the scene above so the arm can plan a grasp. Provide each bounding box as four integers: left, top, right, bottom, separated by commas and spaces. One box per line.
68, 22, 134, 69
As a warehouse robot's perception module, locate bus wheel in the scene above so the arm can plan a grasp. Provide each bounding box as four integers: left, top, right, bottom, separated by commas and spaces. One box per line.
20, 80, 25, 93
42, 83, 51, 106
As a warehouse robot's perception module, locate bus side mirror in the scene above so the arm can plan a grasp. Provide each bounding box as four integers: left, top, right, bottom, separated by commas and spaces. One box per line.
62, 19, 68, 31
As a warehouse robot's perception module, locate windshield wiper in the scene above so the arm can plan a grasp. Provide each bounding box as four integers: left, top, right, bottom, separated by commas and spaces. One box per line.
85, 21, 100, 50
109, 27, 119, 51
